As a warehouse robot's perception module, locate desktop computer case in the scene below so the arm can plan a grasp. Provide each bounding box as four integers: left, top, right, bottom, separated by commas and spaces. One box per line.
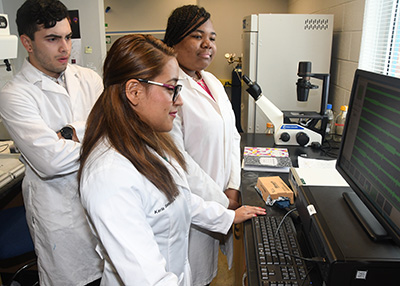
295, 185, 400, 286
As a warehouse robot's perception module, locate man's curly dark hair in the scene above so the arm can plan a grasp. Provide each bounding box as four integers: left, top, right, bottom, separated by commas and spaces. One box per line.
16, 0, 69, 40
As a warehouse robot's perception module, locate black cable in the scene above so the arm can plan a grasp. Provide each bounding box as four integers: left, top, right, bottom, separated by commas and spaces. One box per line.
300, 264, 316, 286
273, 208, 326, 264
6, 260, 37, 285
320, 138, 340, 158
274, 208, 298, 237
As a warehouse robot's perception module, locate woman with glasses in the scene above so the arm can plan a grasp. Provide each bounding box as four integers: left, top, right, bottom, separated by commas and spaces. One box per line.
164, 5, 242, 285
78, 34, 265, 285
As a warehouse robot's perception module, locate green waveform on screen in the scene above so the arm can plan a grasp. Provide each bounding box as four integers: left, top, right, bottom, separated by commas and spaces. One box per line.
367, 86, 400, 103
362, 104, 400, 130
356, 133, 400, 172
359, 117, 400, 147
349, 86, 400, 204
361, 91, 400, 146
353, 141, 400, 203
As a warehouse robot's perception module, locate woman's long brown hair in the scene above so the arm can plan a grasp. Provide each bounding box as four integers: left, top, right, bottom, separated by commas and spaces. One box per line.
78, 34, 186, 202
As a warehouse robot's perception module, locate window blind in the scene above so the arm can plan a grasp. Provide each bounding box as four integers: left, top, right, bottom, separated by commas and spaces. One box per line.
359, 0, 400, 77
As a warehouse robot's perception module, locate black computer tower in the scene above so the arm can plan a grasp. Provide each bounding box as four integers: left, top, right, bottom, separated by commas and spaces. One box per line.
296, 185, 400, 286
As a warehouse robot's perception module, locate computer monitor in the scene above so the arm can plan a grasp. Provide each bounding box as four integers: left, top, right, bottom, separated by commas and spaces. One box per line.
336, 69, 400, 247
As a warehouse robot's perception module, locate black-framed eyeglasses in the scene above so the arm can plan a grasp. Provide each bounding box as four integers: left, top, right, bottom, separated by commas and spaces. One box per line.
137, 79, 182, 102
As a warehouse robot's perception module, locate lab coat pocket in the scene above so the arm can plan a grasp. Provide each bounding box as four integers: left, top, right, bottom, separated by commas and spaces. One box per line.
28, 174, 78, 231
22, 180, 35, 231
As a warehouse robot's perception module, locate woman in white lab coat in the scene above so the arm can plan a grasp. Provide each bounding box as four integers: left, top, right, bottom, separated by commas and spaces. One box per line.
164, 5, 242, 285
78, 35, 264, 286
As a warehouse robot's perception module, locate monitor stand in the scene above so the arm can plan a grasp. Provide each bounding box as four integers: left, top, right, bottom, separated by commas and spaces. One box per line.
343, 192, 390, 241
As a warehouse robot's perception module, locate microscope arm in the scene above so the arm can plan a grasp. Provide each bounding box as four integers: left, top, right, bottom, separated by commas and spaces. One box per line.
254, 95, 284, 135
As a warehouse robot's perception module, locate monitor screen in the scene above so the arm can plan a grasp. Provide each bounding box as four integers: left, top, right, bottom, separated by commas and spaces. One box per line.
336, 69, 400, 246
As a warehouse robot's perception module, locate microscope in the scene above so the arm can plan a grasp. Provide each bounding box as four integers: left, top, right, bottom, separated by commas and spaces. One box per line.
243, 61, 330, 147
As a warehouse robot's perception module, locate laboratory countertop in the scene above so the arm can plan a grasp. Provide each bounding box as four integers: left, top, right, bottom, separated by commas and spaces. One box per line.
0, 151, 25, 209
239, 133, 337, 286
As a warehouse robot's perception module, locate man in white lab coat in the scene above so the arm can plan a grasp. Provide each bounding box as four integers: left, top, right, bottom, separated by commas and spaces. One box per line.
0, 0, 103, 285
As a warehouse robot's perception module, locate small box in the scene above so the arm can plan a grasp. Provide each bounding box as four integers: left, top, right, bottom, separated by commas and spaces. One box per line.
256, 176, 294, 204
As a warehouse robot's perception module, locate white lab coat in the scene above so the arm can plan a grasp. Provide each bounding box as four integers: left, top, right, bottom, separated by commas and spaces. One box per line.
79, 140, 235, 286
169, 69, 241, 285
0, 59, 103, 285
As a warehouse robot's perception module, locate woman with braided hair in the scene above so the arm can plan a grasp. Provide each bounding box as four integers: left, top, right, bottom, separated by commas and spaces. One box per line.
165, 5, 242, 286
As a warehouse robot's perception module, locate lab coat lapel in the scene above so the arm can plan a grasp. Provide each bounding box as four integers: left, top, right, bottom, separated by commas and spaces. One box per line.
199, 71, 223, 114
21, 59, 67, 95
41, 77, 67, 95
64, 65, 81, 102
200, 71, 222, 103
149, 145, 189, 190
169, 161, 189, 190
160, 153, 189, 190
188, 77, 208, 98
181, 70, 221, 114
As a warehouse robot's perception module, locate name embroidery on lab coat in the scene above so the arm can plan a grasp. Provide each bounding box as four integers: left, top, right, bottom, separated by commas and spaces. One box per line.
154, 201, 172, 215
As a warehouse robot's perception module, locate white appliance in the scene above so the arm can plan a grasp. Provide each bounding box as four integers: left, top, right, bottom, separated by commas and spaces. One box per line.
0, 14, 18, 60
0, 14, 18, 140
241, 14, 333, 133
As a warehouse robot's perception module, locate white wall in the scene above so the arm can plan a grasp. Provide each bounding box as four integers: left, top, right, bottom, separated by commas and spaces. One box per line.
104, 0, 193, 33
288, 0, 365, 115
103, 0, 195, 52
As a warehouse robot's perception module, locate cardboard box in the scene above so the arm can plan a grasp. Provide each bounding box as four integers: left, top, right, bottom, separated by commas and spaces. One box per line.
256, 176, 294, 204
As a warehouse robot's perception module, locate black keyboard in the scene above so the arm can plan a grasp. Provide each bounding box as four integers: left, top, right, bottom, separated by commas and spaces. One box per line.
252, 215, 311, 286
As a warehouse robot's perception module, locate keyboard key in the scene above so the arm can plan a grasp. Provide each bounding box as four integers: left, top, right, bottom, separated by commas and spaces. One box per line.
252, 216, 311, 285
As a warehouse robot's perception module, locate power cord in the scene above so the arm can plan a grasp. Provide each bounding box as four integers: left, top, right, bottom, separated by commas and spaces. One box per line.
273, 208, 326, 264
300, 264, 316, 286
271, 209, 326, 285
320, 138, 341, 158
